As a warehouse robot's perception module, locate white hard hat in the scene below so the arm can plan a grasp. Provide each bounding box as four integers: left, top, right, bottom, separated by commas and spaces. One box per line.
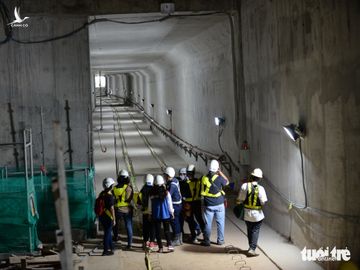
103, 177, 115, 189
145, 174, 154, 186
251, 168, 263, 179
187, 164, 195, 173
209, 160, 219, 172
155, 175, 165, 186
179, 168, 187, 174
118, 169, 129, 177
164, 167, 175, 178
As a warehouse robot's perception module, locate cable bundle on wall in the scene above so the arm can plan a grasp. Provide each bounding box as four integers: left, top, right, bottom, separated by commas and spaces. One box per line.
0, 0, 12, 44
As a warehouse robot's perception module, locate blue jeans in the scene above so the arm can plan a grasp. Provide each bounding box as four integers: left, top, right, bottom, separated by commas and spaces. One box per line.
203, 203, 225, 244
191, 200, 205, 233
99, 215, 114, 252
170, 204, 182, 235
245, 220, 262, 250
113, 210, 133, 246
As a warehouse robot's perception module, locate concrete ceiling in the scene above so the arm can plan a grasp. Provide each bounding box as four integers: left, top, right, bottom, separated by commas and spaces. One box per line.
88, 12, 226, 73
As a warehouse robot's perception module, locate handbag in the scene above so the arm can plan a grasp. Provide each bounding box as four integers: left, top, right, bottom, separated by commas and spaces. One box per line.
233, 203, 244, 220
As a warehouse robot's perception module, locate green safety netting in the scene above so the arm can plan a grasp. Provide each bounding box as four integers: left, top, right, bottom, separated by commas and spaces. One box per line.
0, 175, 41, 253
34, 166, 96, 237
0, 166, 96, 254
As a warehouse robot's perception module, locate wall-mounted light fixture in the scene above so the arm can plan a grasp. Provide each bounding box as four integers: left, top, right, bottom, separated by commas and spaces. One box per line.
282, 122, 308, 209
283, 124, 305, 141
150, 103, 155, 119
214, 117, 225, 126
167, 109, 173, 133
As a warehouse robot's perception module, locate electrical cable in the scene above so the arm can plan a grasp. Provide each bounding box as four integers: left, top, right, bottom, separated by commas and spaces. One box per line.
217, 124, 240, 173
298, 139, 308, 209
5, 0, 355, 222
116, 98, 360, 222
266, 139, 308, 210
7, 11, 225, 45
0, 0, 12, 44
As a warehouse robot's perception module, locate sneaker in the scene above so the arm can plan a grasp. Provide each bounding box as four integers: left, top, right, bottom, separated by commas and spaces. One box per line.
112, 236, 119, 242
168, 245, 174, 252
102, 251, 114, 256
200, 241, 210, 247
216, 241, 225, 246
247, 249, 259, 257
125, 245, 132, 250
149, 242, 157, 248
191, 238, 200, 244
172, 239, 181, 246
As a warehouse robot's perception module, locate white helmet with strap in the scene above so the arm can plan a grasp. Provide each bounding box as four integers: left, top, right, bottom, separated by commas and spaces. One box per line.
144, 174, 154, 186
155, 175, 165, 186
118, 169, 129, 177
103, 177, 115, 189
164, 167, 175, 178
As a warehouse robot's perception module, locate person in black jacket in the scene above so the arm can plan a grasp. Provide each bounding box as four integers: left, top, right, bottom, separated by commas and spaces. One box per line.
99, 177, 116, 256
137, 174, 156, 249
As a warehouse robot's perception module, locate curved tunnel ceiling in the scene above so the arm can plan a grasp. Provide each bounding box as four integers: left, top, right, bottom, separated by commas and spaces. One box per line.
89, 12, 227, 74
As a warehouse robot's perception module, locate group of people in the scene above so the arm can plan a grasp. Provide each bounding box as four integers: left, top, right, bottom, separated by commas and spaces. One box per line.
97, 159, 267, 257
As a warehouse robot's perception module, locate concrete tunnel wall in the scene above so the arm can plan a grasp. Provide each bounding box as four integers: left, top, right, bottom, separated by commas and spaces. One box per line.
128, 16, 240, 176
240, 0, 360, 266
109, 1, 360, 267
0, 16, 91, 168
0, 0, 359, 267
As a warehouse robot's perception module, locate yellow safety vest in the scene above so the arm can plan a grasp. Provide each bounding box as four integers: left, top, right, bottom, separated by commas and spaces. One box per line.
113, 184, 130, 208
184, 179, 202, 202
244, 183, 262, 210
201, 174, 225, 198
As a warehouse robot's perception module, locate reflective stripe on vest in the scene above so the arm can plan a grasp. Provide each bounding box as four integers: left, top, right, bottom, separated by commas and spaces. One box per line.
201, 174, 225, 197
170, 181, 182, 204
185, 179, 202, 202
105, 209, 113, 220
244, 183, 262, 210
113, 184, 129, 208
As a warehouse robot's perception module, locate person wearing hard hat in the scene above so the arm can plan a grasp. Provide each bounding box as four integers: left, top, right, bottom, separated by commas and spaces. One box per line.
112, 169, 134, 249
99, 177, 116, 256
137, 174, 157, 250
164, 166, 183, 246
148, 175, 175, 253
236, 168, 267, 257
177, 167, 189, 245
186, 164, 205, 243
200, 159, 229, 246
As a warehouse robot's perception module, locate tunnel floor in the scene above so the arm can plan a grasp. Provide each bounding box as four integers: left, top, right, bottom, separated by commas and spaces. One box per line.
77, 96, 322, 270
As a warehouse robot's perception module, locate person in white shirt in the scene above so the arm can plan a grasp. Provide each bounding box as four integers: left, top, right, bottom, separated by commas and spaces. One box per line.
237, 168, 267, 256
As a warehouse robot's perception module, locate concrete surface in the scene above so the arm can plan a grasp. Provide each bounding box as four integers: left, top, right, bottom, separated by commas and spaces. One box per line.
0, 1, 359, 269
82, 102, 323, 270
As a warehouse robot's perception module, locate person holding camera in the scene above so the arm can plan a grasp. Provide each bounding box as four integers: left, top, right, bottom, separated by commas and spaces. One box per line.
200, 159, 229, 246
